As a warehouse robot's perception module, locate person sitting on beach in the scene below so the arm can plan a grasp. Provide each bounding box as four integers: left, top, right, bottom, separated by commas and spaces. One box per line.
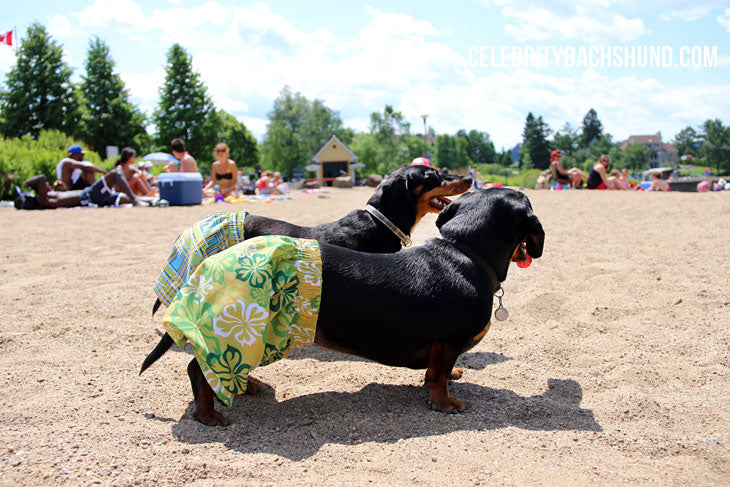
550, 150, 587, 188
619, 168, 631, 188
165, 138, 198, 173
115, 147, 156, 196
54, 144, 107, 191
586, 154, 624, 190
256, 170, 273, 195
204, 143, 239, 197
649, 172, 670, 192
25, 167, 149, 208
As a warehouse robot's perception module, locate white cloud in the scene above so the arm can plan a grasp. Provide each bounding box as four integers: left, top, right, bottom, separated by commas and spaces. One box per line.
657, 0, 728, 21
47, 15, 77, 39
498, 2, 645, 43
237, 115, 268, 139
719, 8, 730, 32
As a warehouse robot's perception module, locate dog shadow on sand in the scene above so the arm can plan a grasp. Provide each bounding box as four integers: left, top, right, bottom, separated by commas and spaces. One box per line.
168, 377, 601, 460
161, 328, 511, 370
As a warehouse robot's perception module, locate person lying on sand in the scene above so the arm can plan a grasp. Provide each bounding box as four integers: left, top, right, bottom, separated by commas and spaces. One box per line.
25, 168, 152, 208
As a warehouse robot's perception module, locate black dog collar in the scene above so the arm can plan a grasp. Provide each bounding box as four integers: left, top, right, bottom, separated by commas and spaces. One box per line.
364, 204, 412, 247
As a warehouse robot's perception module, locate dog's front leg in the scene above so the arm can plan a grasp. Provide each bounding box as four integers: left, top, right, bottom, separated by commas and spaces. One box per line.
187, 359, 229, 426
424, 343, 466, 413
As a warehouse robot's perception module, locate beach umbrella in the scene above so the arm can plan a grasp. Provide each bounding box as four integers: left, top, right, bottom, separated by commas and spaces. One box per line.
142, 152, 178, 165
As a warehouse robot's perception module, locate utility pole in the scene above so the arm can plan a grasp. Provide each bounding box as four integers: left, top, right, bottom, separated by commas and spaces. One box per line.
421, 114, 429, 156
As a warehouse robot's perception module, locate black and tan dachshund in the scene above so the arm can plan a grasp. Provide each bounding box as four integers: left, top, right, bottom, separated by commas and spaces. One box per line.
150, 165, 471, 316
141, 188, 544, 425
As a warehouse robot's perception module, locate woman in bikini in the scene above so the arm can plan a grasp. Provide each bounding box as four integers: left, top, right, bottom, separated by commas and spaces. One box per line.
204, 142, 240, 197
116, 147, 157, 196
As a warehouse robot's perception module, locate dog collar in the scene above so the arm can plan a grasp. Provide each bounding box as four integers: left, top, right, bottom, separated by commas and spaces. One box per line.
364, 204, 412, 247
441, 237, 501, 293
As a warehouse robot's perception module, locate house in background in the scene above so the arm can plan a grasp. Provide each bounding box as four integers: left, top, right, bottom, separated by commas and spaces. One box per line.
310, 135, 359, 183
621, 132, 679, 168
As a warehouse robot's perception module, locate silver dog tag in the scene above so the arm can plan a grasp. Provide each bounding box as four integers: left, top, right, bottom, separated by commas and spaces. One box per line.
495, 305, 509, 321
494, 291, 509, 321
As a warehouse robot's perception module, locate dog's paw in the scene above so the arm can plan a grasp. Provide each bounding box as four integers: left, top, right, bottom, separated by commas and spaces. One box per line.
195, 410, 229, 427
245, 376, 262, 395
449, 368, 464, 381
429, 396, 466, 414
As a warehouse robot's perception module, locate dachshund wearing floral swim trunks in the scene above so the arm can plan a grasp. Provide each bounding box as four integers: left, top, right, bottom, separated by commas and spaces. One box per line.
141, 188, 544, 426
151, 165, 471, 315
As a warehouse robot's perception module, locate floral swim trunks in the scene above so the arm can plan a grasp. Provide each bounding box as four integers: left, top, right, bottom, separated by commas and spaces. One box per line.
162, 235, 322, 406
154, 210, 248, 308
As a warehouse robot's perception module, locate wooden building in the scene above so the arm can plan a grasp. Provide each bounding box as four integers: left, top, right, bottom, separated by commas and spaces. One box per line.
310, 135, 358, 183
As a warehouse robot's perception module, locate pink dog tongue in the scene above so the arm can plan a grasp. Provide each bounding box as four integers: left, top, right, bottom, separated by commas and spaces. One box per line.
516, 252, 532, 268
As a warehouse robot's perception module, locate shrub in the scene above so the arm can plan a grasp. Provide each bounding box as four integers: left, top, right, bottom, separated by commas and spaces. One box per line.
0, 130, 101, 200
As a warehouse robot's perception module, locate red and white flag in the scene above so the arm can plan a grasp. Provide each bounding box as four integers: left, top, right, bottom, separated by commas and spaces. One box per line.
0, 30, 12, 46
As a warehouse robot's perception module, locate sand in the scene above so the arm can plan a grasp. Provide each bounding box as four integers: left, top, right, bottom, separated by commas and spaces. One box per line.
0, 187, 728, 486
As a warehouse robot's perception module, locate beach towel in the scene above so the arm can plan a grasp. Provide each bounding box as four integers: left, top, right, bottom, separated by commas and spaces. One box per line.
154, 210, 248, 307
162, 235, 322, 406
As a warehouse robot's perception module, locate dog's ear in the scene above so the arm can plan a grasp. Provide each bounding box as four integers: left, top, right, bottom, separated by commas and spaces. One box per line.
435, 196, 461, 228
525, 213, 545, 258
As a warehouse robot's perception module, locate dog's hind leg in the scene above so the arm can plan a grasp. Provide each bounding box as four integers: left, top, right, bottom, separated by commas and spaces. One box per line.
424, 343, 466, 413
187, 359, 229, 426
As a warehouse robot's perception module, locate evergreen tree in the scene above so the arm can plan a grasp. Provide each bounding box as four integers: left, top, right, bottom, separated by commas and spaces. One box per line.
153, 43, 218, 165
0, 22, 81, 138
553, 122, 579, 156
521, 112, 552, 170
217, 110, 259, 169
699, 119, 730, 175
581, 108, 603, 148
80, 37, 146, 158
672, 126, 701, 158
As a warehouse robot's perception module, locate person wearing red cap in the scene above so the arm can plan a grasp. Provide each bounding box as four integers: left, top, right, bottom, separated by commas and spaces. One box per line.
54, 144, 107, 191
550, 150, 587, 188
410, 157, 432, 167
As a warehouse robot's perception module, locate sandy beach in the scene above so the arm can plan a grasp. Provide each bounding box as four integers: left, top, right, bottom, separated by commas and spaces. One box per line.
0, 186, 728, 486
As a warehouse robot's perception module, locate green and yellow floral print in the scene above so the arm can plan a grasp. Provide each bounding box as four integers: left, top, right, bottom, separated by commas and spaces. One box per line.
162, 235, 322, 406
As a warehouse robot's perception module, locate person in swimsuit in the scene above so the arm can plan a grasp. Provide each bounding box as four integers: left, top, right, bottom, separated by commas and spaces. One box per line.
115, 147, 156, 196
549, 150, 587, 188
586, 154, 624, 190
165, 138, 198, 173
25, 167, 149, 208
54, 145, 107, 191
204, 142, 239, 197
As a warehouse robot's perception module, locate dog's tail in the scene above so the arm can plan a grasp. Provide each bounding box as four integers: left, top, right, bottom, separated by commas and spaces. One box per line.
152, 298, 162, 317
139, 333, 174, 375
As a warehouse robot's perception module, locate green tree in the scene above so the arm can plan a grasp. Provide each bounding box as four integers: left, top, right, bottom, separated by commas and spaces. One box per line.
216, 110, 258, 169
0, 22, 81, 138
672, 126, 701, 158
456, 129, 495, 165
621, 142, 650, 170
581, 108, 603, 149
153, 43, 218, 167
521, 112, 552, 170
79, 37, 146, 158
698, 119, 730, 175
553, 122, 579, 156
261, 86, 351, 175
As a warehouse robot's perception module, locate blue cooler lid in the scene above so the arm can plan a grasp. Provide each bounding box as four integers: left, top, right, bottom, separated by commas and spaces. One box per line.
158, 172, 203, 182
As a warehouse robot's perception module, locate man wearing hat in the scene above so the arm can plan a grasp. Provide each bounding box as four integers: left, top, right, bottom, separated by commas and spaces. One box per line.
54, 144, 107, 191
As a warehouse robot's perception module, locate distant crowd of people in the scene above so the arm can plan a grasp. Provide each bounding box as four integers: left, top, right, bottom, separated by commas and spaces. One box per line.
536, 150, 671, 191
23, 137, 296, 209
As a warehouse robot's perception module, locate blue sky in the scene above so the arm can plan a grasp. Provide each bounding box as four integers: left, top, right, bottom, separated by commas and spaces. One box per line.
2, 0, 729, 149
